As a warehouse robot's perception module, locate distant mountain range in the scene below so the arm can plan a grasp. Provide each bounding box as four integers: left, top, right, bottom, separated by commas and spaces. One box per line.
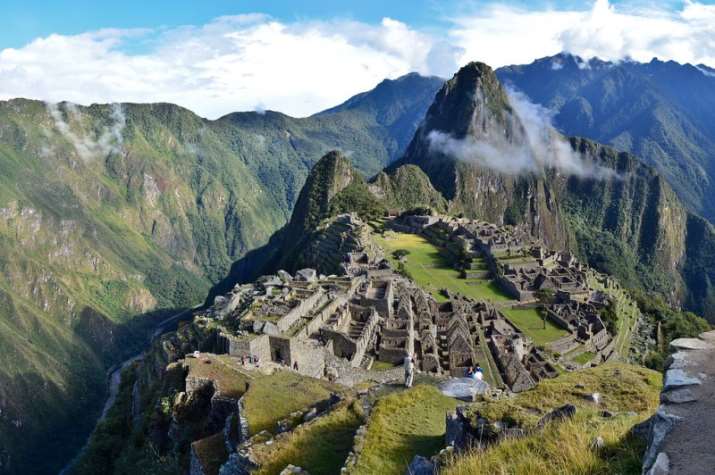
497, 53, 715, 222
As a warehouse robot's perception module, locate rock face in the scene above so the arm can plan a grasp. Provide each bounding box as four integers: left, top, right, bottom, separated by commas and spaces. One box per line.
405, 455, 436, 475
642, 330, 715, 474
497, 54, 715, 224
395, 62, 568, 248
536, 404, 577, 428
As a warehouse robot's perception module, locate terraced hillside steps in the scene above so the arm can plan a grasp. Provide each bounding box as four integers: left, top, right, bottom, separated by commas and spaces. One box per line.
642, 331, 715, 474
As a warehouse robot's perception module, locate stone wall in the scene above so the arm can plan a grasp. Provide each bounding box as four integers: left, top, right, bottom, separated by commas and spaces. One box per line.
288, 338, 329, 378
276, 289, 327, 333
219, 333, 271, 362
641, 331, 715, 474
300, 295, 347, 338
350, 309, 380, 368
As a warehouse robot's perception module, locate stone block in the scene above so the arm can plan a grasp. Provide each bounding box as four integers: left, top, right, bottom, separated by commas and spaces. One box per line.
663, 369, 701, 391
660, 388, 697, 405
405, 455, 435, 475
669, 338, 713, 351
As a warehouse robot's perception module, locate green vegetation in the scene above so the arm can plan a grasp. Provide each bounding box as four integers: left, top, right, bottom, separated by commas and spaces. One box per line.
329, 180, 387, 223
253, 402, 362, 475
444, 364, 662, 475
184, 356, 251, 399
369, 165, 447, 212
632, 291, 711, 370
370, 360, 398, 371
443, 411, 647, 475
353, 385, 458, 475
374, 232, 511, 303
572, 351, 596, 365
242, 371, 342, 434
0, 74, 444, 472
587, 275, 641, 358
502, 307, 569, 346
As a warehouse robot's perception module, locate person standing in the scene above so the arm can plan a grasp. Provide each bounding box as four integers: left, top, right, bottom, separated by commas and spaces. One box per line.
404, 355, 415, 388
475, 364, 484, 381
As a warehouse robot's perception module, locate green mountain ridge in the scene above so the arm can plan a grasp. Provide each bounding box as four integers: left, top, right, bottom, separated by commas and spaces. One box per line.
0, 73, 443, 475
497, 53, 715, 223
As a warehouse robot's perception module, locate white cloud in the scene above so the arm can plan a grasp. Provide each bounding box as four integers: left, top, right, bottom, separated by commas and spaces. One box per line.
1, 2, 714, 119
427, 88, 617, 179
46, 102, 126, 162
450, 0, 715, 68
0, 16, 460, 119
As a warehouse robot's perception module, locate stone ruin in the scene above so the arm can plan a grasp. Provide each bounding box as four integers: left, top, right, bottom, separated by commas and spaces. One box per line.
197, 212, 617, 397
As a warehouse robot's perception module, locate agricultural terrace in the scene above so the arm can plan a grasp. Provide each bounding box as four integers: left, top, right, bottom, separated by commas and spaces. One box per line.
587, 273, 640, 358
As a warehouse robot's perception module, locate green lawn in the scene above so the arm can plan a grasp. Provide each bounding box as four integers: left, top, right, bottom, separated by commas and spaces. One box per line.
371, 360, 398, 371
501, 307, 569, 346
573, 351, 596, 365
374, 232, 511, 303
242, 371, 343, 434
353, 385, 458, 475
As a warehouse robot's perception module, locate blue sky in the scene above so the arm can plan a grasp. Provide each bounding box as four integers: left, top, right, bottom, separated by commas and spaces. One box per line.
1, 1, 714, 118
2, 0, 696, 49
3, 0, 450, 48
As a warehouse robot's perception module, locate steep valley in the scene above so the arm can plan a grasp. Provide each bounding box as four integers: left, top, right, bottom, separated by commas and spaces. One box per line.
0, 73, 442, 475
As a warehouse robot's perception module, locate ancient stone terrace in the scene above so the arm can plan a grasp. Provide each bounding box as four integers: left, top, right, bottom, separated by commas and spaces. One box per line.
199, 212, 618, 396
545, 301, 615, 361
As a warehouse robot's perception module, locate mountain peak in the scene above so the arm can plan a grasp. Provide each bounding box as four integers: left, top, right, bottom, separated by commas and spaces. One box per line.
284, 150, 358, 236
416, 61, 515, 140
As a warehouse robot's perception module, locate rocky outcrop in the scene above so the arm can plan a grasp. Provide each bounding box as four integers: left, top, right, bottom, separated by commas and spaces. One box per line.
641, 330, 715, 474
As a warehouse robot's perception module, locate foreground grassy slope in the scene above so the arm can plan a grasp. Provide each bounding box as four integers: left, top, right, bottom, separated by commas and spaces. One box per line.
352, 385, 458, 475
253, 402, 362, 475
444, 363, 661, 475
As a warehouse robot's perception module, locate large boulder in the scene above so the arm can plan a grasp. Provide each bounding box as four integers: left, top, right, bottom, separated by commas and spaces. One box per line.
438, 377, 489, 401
536, 404, 576, 428
405, 455, 436, 475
